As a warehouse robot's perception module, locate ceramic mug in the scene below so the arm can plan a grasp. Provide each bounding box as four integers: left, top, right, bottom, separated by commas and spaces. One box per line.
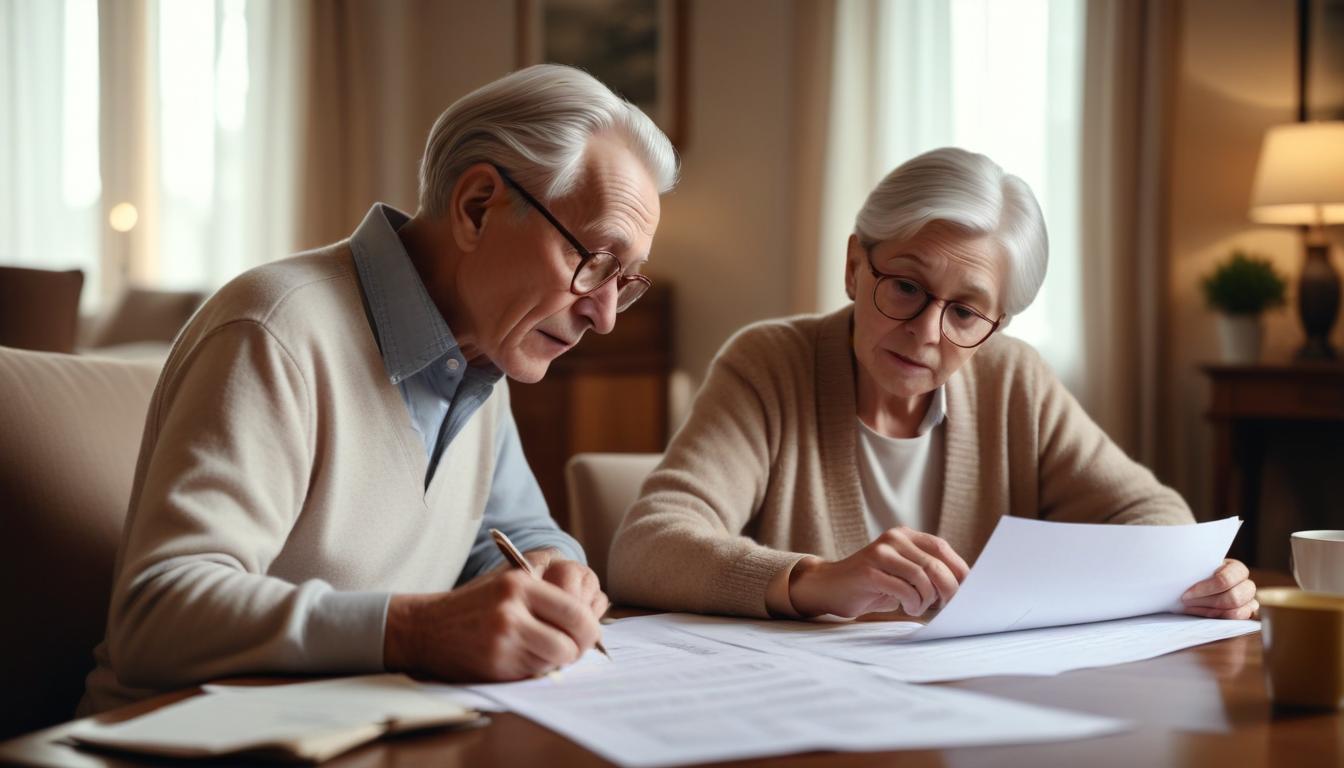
1291, 531, 1344, 594
1258, 588, 1344, 709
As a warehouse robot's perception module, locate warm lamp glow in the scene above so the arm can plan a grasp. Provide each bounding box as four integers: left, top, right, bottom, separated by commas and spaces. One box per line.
1249, 121, 1344, 226
108, 202, 138, 233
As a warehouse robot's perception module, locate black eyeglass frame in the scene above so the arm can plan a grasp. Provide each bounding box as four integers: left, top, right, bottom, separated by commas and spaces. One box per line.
495, 166, 651, 312
864, 244, 1003, 349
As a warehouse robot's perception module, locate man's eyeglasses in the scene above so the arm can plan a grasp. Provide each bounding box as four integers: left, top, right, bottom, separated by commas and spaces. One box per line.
865, 246, 1001, 348
496, 167, 650, 313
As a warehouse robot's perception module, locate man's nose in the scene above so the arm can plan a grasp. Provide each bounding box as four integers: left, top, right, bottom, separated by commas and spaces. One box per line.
576, 278, 618, 335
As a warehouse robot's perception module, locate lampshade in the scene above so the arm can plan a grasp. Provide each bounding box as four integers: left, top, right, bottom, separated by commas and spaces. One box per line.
1249, 121, 1344, 225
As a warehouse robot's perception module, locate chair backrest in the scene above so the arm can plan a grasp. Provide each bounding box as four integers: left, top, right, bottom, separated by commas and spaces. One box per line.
0, 347, 160, 738
564, 452, 662, 586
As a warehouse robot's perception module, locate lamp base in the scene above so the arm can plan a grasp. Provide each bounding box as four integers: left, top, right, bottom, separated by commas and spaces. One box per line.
1295, 338, 1337, 361
1296, 242, 1340, 361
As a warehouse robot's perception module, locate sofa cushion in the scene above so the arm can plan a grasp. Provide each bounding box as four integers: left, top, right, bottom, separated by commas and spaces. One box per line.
89, 287, 205, 348
0, 266, 84, 353
0, 347, 160, 738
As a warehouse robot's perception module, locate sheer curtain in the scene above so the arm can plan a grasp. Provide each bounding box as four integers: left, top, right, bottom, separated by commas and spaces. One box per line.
130, 0, 305, 295
1, 0, 304, 312
812, 0, 1087, 391
0, 0, 104, 311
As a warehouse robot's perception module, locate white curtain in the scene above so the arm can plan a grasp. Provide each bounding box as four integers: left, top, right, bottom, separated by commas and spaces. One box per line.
813, 0, 1087, 391
1, 0, 304, 311
125, 0, 305, 295
0, 0, 104, 311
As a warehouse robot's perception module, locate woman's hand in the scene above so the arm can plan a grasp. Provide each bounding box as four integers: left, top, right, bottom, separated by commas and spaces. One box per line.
786, 528, 970, 618
1181, 558, 1257, 620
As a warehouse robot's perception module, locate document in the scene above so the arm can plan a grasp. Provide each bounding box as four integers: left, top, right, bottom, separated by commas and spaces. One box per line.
69, 674, 480, 762
464, 618, 1125, 768
909, 516, 1242, 640
639, 612, 1259, 683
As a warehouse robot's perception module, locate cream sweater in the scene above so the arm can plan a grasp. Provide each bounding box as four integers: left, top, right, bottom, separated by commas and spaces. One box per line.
607, 307, 1194, 617
81, 247, 511, 713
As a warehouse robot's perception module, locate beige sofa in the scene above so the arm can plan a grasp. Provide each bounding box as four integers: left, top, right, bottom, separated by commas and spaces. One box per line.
0, 347, 160, 739
0, 346, 659, 739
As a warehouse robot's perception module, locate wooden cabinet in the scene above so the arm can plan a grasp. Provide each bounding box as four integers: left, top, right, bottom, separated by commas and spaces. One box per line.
1202, 363, 1344, 565
509, 284, 672, 532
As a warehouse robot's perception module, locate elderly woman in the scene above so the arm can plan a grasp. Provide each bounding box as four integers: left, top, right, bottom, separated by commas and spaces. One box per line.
607, 147, 1255, 622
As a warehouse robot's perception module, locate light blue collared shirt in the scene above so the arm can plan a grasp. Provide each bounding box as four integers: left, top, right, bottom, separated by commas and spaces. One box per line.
348, 204, 584, 579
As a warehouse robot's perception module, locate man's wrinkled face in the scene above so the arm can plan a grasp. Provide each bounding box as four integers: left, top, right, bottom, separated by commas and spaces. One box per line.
459, 136, 661, 383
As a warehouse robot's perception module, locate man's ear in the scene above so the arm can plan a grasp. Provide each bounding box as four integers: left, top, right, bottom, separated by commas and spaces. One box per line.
844, 234, 864, 301
449, 163, 509, 254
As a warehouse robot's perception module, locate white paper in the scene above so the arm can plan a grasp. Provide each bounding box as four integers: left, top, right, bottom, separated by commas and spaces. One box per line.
908, 516, 1242, 640
207, 676, 508, 714
461, 619, 1125, 768
639, 612, 1258, 683
414, 681, 510, 713
954, 649, 1236, 734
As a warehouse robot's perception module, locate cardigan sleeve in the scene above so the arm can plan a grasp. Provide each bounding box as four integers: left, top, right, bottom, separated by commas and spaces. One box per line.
1029, 346, 1195, 526
106, 320, 389, 690
606, 330, 808, 617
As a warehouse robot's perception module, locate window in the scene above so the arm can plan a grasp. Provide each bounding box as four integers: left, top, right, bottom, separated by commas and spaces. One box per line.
823, 0, 1086, 387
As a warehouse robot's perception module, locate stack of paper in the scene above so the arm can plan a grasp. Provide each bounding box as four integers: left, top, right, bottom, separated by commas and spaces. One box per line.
646, 516, 1258, 683
463, 618, 1126, 768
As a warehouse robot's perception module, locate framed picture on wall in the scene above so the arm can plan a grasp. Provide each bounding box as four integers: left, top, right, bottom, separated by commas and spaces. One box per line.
516, 0, 688, 148
1302, 0, 1344, 120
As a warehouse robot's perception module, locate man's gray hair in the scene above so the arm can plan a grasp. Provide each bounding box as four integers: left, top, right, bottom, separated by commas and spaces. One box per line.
854, 147, 1048, 318
418, 64, 679, 216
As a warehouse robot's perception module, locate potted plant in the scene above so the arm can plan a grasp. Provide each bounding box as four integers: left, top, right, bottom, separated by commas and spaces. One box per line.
1201, 250, 1288, 364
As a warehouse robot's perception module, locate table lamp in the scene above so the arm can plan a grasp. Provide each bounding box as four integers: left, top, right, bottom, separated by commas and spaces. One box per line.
1249, 121, 1344, 360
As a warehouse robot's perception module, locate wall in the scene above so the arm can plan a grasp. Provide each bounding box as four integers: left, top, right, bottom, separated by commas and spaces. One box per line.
308, 0, 801, 405
1167, 0, 1344, 564
648, 1, 798, 391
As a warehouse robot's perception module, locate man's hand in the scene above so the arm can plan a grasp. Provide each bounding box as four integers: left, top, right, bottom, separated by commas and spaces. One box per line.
785, 528, 970, 619
382, 564, 603, 682
523, 548, 609, 621
1181, 558, 1257, 620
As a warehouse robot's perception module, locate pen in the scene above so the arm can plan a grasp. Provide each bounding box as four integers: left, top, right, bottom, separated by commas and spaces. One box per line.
489, 528, 612, 661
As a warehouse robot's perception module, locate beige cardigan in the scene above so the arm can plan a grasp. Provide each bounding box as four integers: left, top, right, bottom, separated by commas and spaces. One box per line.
607, 307, 1194, 617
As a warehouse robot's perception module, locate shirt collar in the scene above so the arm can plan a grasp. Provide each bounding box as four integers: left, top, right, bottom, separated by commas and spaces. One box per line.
349, 203, 462, 384
919, 385, 948, 433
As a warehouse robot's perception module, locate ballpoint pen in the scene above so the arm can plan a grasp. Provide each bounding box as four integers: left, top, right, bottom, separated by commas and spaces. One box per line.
489, 528, 612, 660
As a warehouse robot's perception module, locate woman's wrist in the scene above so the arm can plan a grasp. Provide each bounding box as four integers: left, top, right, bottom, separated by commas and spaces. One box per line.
786, 556, 827, 617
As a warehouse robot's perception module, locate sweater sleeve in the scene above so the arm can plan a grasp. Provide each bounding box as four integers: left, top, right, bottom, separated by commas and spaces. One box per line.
106, 320, 389, 690
606, 331, 808, 618
1030, 347, 1195, 526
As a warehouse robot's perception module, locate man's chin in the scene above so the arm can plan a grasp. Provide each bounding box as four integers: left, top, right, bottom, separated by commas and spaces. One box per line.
500, 354, 554, 384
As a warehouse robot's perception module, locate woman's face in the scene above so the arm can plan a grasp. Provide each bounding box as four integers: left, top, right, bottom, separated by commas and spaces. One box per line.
844, 222, 1006, 401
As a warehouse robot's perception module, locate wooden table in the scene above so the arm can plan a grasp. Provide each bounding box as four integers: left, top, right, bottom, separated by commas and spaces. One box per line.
1202, 363, 1344, 566
4, 575, 1339, 768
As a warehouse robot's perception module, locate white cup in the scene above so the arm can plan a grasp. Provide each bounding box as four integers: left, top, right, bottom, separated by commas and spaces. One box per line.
1291, 531, 1344, 594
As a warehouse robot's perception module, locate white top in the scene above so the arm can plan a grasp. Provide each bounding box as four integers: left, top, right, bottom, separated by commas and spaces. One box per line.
857, 387, 947, 539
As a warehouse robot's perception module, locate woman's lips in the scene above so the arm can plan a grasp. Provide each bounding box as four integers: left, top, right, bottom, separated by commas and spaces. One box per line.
885, 349, 932, 371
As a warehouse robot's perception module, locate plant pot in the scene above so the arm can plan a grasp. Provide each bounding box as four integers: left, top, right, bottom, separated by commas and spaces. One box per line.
1216, 313, 1263, 364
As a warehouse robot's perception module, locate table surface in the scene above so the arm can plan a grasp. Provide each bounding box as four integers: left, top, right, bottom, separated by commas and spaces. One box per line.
4, 575, 1340, 768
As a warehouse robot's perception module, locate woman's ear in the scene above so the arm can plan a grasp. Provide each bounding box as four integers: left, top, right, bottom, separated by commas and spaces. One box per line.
449, 163, 508, 253
844, 235, 864, 301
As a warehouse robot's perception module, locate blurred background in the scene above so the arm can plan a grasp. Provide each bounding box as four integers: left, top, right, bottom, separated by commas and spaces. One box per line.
2, 0, 1342, 568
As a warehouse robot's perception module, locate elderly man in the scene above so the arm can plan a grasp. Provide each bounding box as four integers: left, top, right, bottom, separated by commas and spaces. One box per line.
80, 64, 677, 713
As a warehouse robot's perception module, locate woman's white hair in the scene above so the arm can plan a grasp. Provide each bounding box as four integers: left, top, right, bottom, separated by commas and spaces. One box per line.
854, 147, 1048, 318
418, 64, 679, 216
